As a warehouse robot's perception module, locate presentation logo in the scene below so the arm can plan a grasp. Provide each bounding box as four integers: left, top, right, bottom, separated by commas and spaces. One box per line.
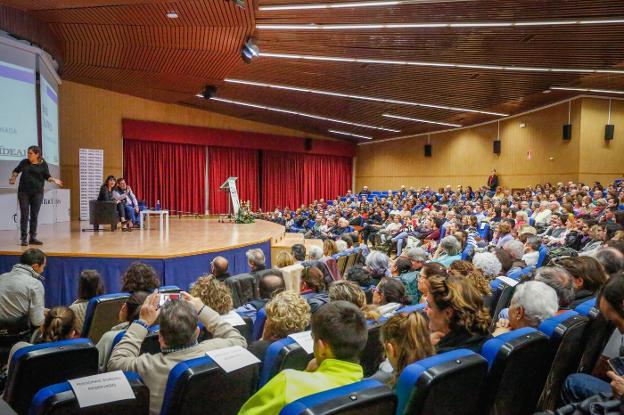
0, 145, 26, 158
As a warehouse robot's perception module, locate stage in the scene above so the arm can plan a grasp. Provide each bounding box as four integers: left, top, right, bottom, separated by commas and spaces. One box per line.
0, 219, 285, 307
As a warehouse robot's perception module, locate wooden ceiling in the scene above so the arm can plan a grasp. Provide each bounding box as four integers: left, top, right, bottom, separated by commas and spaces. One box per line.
3, 0, 624, 141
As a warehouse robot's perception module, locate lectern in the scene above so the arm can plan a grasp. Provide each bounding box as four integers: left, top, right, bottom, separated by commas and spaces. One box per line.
219, 177, 240, 222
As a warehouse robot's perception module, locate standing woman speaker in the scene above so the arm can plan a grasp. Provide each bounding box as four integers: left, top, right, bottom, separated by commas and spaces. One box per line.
8, 145, 63, 246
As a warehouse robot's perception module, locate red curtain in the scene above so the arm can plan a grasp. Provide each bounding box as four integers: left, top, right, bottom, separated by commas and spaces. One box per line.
208, 146, 259, 214
123, 139, 206, 214
303, 154, 353, 204
261, 151, 304, 211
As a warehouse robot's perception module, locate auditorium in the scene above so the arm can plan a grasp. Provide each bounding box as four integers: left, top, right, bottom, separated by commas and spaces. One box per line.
1, 1, 624, 414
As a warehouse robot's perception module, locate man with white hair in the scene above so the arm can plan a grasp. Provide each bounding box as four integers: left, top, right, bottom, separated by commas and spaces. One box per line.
534, 266, 575, 310
473, 252, 503, 278
532, 201, 552, 229
503, 240, 527, 275
308, 245, 324, 261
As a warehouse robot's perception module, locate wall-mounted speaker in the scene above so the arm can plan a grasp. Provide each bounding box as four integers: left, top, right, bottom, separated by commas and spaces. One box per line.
563, 124, 572, 140
304, 138, 313, 151
605, 124, 615, 140
424, 144, 432, 157
493, 140, 501, 154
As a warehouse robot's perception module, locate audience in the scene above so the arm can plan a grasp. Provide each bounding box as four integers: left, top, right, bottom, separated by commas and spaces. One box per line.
371, 278, 411, 318
291, 244, 306, 262
300, 267, 329, 313
190, 274, 234, 315
210, 256, 230, 282
328, 280, 367, 309
522, 235, 542, 267
417, 262, 448, 304
553, 256, 607, 308
69, 269, 105, 333
593, 246, 624, 276
307, 245, 324, 261
393, 256, 420, 304
121, 262, 160, 292
246, 248, 267, 278
275, 251, 295, 268
323, 239, 338, 258
235, 270, 286, 322
534, 266, 575, 311
493, 281, 558, 336
449, 260, 492, 298
431, 236, 462, 267
472, 251, 502, 280
366, 250, 392, 282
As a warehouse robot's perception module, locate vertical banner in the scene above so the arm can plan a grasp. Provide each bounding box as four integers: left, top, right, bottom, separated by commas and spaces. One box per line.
228, 177, 240, 215
79, 148, 103, 221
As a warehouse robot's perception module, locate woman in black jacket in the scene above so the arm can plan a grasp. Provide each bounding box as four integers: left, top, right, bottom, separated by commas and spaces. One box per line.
98, 175, 130, 231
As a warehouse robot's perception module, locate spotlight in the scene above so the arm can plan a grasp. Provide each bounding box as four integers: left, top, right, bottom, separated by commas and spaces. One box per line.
201, 86, 217, 99
241, 38, 260, 63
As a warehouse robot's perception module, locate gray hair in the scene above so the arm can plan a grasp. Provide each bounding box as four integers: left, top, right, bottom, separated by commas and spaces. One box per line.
534, 266, 574, 308
405, 247, 428, 262
472, 252, 502, 277
526, 236, 542, 251
335, 240, 348, 253
440, 236, 462, 256
504, 240, 525, 260
592, 247, 624, 276
159, 300, 199, 349
510, 281, 559, 327
246, 248, 266, 268
365, 250, 392, 278
308, 245, 324, 260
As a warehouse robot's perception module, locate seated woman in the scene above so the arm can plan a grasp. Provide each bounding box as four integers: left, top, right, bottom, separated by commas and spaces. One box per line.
190, 274, 234, 315
300, 267, 329, 313
370, 278, 411, 318
417, 262, 448, 304
275, 251, 295, 269
248, 291, 311, 360
365, 250, 392, 284
554, 256, 608, 308
426, 274, 491, 353
97, 175, 131, 231
69, 269, 105, 333
96, 291, 149, 371
372, 312, 435, 387
431, 236, 463, 267
120, 262, 161, 292
472, 252, 503, 280
7, 307, 78, 376
328, 280, 367, 310
449, 260, 492, 299
493, 281, 558, 336
322, 239, 338, 258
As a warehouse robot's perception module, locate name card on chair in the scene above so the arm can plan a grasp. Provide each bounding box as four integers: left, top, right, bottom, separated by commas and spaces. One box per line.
220, 311, 246, 327
496, 276, 519, 287
206, 346, 260, 373
288, 331, 314, 354
69, 370, 135, 408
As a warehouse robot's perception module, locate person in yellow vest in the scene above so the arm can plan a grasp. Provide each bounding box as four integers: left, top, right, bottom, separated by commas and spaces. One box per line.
238, 301, 368, 415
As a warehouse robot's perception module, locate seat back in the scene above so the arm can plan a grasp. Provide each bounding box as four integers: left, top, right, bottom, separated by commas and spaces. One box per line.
575, 298, 613, 373
336, 256, 348, 277
161, 355, 259, 415
461, 245, 473, 261
259, 337, 313, 388
82, 293, 131, 343
29, 372, 149, 415
321, 257, 341, 282
252, 308, 267, 341
344, 253, 357, 276
537, 311, 589, 411
536, 245, 549, 268
395, 349, 488, 415
0, 315, 31, 366
89, 200, 118, 225
4, 339, 99, 415
111, 325, 161, 355
279, 264, 304, 293
488, 277, 518, 327
360, 322, 385, 378
478, 223, 490, 241
224, 274, 258, 308
479, 328, 551, 415
279, 379, 396, 415
507, 265, 534, 281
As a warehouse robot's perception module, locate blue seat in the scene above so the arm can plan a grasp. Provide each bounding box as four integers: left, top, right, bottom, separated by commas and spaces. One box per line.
82, 293, 131, 343
259, 336, 313, 388
162, 355, 259, 415
360, 321, 385, 378
529, 217, 535, 226
279, 379, 396, 415
478, 222, 491, 241
111, 325, 161, 355
537, 310, 589, 411
252, 307, 267, 341
460, 245, 473, 261
479, 328, 550, 415
395, 349, 488, 415
507, 265, 534, 281
536, 245, 549, 268
575, 298, 613, 373
488, 277, 518, 328
439, 226, 446, 241
29, 372, 149, 415
159, 285, 181, 293
4, 339, 98, 415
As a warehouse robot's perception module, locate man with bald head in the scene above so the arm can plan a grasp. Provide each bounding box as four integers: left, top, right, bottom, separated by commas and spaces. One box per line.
211, 256, 230, 282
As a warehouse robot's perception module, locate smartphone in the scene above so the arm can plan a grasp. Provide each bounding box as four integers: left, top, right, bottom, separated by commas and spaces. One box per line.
608, 357, 624, 376
158, 293, 180, 308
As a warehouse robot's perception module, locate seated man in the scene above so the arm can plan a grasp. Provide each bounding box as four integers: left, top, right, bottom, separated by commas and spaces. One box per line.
235, 271, 285, 323
300, 267, 329, 313
210, 256, 230, 282
238, 301, 368, 415
107, 291, 246, 414
113, 178, 140, 226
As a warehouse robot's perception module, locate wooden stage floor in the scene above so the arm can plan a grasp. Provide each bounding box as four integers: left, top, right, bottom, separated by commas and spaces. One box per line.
0, 219, 286, 259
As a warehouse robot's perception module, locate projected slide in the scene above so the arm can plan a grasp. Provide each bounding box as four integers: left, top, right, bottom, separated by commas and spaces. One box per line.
0, 61, 37, 161
41, 76, 59, 166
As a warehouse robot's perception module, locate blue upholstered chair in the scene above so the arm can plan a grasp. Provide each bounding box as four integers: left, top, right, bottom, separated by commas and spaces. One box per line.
81, 293, 131, 343
279, 379, 396, 415
258, 336, 312, 388
536, 245, 549, 268
479, 327, 550, 415
478, 223, 491, 241
395, 349, 488, 415
4, 339, 98, 415
252, 307, 267, 341
29, 372, 149, 415
507, 265, 534, 281
111, 324, 161, 355
575, 298, 613, 373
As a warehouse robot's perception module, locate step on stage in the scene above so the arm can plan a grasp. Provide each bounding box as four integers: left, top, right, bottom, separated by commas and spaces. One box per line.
0, 219, 285, 306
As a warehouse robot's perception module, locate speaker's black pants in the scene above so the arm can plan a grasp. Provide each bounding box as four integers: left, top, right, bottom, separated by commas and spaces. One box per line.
18, 191, 43, 241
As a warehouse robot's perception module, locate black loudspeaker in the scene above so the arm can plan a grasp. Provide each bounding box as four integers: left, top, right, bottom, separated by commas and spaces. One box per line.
424, 144, 432, 157
563, 124, 572, 140
493, 140, 501, 154
304, 138, 313, 151
605, 124, 615, 140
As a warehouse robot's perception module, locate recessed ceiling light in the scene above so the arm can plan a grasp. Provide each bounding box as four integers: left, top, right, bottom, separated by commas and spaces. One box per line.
329, 129, 373, 140
258, 52, 624, 74
224, 78, 508, 116
166, 11, 179, 19
382, 113, 462, 127
550, 87, 624, 95
259, 0, 465, 11
210, 97, 401, 132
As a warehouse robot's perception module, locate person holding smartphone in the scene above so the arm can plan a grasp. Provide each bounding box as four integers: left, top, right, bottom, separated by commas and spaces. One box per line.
9, 146, 63, 246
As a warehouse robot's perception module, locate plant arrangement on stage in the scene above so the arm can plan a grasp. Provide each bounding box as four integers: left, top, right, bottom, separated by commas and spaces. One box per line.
235, 201, 255, 224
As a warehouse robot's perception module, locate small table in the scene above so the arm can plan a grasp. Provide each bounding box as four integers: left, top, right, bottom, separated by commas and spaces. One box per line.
140, 209, 169, 232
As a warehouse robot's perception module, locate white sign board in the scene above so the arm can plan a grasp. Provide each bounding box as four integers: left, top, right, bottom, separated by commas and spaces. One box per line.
206, 345, 260, 373
228, 177, 240, 216
79, 148, 103, 221
220, 311, 246, 327
68, 371, 135, 408
0, 188, 70, 231
288, 331, 314, 354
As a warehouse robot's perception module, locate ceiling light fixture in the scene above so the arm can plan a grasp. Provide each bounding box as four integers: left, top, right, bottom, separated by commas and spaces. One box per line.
241, 38, 260, 63
329, 129, 373, 140
257, 17, 624, 30
224, 78, 508, 116
382, 113, 462, 127
550, 86, 624, 95
259, 0, 465, 11
165, 11, 179, 18
210, 97, 401, 132
258, 52, 624, 74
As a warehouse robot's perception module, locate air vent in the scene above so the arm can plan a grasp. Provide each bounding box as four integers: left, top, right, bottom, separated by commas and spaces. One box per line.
521, 34, 535, 43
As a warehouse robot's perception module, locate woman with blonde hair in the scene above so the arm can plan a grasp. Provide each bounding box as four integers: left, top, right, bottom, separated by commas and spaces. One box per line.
190, 274, 234, 315
449, 260, 492, 298
323, 239, 338, 257
275, 251, 295, 268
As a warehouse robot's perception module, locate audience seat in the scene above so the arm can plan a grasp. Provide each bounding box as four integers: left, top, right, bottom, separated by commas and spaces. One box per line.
4, 338, 99, 415
507, 265, 534, 281
575, 298, 613, 373
161, 355, 259, 415
258, 336, 313, 388
81, 293, 131, 343
29, 371, 149, 415
336, 255, 348, 277
343, 252, 358, 277
488, 277, 518, 327
536, 310, 589, 411
224, 274, 258, 308
461, 245, 474, 261
321, 257, 341, 282
252, 308, 267, 342
479, 327, 550, 415
478, 223, 491, 241
395, 349, 488, 415
536, 245, 549, 268
360, 321, 385, 378
279, 264, 304, 293
0, 316, 31, 366
279, 379, 396, 415
89, 200, 119, 231
111, 325, 161, 355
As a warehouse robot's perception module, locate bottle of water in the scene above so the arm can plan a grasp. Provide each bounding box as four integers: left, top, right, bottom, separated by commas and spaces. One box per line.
156, 200, 161, 211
